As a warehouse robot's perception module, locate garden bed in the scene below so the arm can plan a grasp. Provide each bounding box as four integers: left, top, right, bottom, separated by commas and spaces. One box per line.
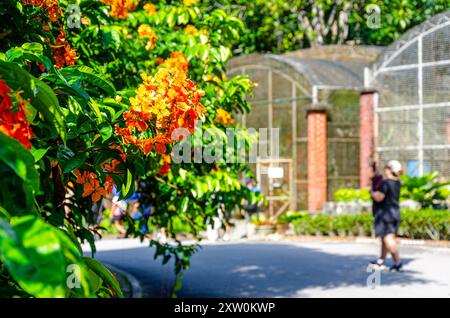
283, 209, 450, 241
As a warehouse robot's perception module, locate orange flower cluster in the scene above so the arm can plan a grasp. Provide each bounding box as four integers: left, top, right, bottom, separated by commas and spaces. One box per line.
183, 0, 198, 6
158, 154, 171, 176
116, 52, 205, 159
74, 169, 110, 202
137, 24, 157, 50
21, 0, 63, 22
143, 3, 157, 15
215, 108, 233, 125
161, 52, 189, 73
48, 28, 78, 68
101, 158, 121, 173
100, 0, 139, 19
184, 25, 197, 36
0, 81, 33, 149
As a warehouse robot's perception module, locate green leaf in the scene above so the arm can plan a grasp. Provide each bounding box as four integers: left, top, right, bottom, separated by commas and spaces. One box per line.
53, 229, 93, 297
120, 169, 133, 199
30, 147, 49, 163
179, 168, 187, 181
0, 132, 40, 193
83, 257, 123, 298
5, 43, 52, 71
194, 180, 203, 198
87, 269, 103, 293
0, 216, 83, 298
180, 197, 189, 213
99, 125, 113, 142
0, 206, 10, 220
88, 98, 104, 123
75, 66, 116, 96
219, 46, 231, 62
60, 151, 88, 174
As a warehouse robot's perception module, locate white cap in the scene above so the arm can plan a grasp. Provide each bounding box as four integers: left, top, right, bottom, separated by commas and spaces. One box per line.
386, 160, 402, 175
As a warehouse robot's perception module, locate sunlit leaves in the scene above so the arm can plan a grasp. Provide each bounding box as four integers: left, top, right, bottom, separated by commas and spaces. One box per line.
0, 215, 92, 298
83, 257, 123, 298
0, 132, 39, 214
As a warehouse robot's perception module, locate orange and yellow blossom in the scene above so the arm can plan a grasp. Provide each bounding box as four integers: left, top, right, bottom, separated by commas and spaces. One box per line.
100, 0, 139, 19
138, 24, 152, 38
51, 28, 78, 68
115, 52, 205, 156
143, 3, 157, 15
74, 169, 108, 202
184, 25, 197, 36
215, 108, 233, 125
183, 0, 198, 7
21, 0, 63, 22
158, 154, 171, 175
0, 81, 33, 149
137, 24, 157, 50
161, 52, 189, 73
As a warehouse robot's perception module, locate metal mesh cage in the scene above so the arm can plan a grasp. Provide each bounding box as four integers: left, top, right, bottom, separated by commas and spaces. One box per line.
320, 89, 361, 200
228, 46, 376, 210
377, 109, 419, 147
371, 11, 450, 178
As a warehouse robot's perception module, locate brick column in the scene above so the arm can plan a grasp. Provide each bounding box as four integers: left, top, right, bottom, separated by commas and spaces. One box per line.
359, 91, 377, 189
307, 106, 328, 211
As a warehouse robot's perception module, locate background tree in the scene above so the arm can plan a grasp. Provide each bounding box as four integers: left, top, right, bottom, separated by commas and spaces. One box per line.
205, 0, 450, 54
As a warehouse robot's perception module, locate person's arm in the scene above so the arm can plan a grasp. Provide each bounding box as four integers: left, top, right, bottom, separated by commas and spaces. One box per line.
371, 181, 387, 202
371, 190, 385, 202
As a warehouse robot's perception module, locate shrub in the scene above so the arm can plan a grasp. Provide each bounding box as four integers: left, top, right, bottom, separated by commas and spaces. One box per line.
400, 172, 450, 208
400, 209, 450, 240
292, 209, 450, 240
334, 188, 371, 202
251, 213, 273, 226
276, 211, 308, 224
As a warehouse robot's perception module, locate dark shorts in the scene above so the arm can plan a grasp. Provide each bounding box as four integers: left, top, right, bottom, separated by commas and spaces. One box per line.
111, 212, 125, 222
373, 205, 400, 237
374, 219, 399, 237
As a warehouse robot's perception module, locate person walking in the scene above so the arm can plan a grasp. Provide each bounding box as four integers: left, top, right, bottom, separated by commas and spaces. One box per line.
370, 160, 403, 272
110, 186, 127, 238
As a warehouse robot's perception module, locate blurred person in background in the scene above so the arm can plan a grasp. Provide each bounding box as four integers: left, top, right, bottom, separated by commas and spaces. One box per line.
130, 180, 153, 236
243, 178, 262, 215
111, 186, 127, 238
370, 160, 403, 272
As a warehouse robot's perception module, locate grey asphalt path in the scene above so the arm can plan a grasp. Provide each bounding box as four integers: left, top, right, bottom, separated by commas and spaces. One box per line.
88, 239, 450, 298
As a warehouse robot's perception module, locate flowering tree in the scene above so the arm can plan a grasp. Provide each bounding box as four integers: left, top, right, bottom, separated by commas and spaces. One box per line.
0, 0, 258, 297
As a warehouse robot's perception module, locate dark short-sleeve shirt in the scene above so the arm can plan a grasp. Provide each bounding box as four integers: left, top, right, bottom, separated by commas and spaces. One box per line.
380, 179, 401, 222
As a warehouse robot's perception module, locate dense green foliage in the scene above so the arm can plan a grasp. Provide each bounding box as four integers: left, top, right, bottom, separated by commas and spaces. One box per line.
202, 0, 450, 54
400, 172, 450, 208
0, 0, 262, 297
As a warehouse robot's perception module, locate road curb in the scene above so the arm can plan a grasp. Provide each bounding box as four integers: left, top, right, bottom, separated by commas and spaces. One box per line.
105, 263, 143, 298
282, 235, 450, 248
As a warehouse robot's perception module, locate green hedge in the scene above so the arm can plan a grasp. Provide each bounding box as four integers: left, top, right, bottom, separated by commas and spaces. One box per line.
291, 209, 450, 241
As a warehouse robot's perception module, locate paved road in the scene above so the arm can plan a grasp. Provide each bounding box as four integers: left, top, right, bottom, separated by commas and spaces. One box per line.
88, 239, 450, 298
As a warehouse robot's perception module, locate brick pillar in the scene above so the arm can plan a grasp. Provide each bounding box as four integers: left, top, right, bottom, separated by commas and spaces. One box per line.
359, 91, 377, 189
307, 108, 327, 211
